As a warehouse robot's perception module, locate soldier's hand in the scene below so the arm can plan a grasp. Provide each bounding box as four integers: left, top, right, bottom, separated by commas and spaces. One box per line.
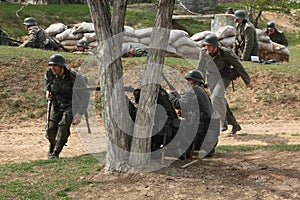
72, 114, 82, 125
246, 82, 254, 89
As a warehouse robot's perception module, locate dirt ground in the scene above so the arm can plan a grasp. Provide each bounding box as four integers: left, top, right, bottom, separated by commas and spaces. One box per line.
0, 118, 299, 199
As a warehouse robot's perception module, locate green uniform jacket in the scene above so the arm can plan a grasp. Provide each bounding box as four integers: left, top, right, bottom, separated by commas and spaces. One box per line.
170, 85, 212, 119
198, 47, 251, 86
264, 28, 288, 46
44, 67, 90, 115
20, 26, 47, 48
233, 20, 259, 61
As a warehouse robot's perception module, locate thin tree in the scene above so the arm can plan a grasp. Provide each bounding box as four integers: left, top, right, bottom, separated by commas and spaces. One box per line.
87, 0, 175, 172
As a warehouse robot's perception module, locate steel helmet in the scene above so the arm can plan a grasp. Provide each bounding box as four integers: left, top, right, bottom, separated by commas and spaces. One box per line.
185, 70, 204, 84
267, 22, 276, 29
23, 17, 36, 26
203, 34, 219, 47
48, 54, 66, 67
234, 10, 246, 19
77, 40, 89, 49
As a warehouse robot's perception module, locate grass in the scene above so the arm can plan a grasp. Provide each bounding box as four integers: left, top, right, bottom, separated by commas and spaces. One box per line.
0, 155, 104, 199
217, 144, 300, 152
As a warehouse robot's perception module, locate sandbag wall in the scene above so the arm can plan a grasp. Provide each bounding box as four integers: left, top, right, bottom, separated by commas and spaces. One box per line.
45, 22, 201, 58
45, 22, 290, 62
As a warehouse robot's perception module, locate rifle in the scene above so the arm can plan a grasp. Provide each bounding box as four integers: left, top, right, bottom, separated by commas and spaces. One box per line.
162, 73, 180, 98
8, 37, 23, 44
84, 111, 91, 134
161, 126, 168, 163
45, 94, 53, 132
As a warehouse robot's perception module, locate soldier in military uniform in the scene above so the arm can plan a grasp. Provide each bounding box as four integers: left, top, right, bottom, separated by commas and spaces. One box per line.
232, 10, 259, 61
0, 27, 11, 46
264, 22, 288, 47
45, 54, 90, 159
133, 86, 178, 153
125, 45, 148, 57
73, 40, 94, 55
198, 34, 254, 135
168, 70, 213, 159
19, 17, 47, 49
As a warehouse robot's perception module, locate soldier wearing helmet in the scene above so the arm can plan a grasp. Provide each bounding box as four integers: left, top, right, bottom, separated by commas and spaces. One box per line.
264, 22, 288, 46
232, 10, 259, 61
226, 7, 234, 14
168, 70, 213, 159
45, 54, 90, 159
74, 39, 94, 55
19, 17, 47, 49
198, 33, 254, 136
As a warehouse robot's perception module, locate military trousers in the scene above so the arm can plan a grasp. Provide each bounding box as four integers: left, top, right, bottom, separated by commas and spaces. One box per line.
46, 106, 73, 152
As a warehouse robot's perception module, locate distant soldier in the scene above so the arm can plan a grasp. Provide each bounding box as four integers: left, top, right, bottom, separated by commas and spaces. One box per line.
226, 7, 234, 14
73, 40, 94, 55
168, 70, 213, 159
198, 34, 254, 135
124, 45, 148, 57
45, 54, 90, 159
264, 22, 288, 47
233, 10, 259, 61
19, 17, 47, 49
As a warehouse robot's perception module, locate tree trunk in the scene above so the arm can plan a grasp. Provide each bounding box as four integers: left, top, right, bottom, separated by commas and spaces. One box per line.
87, 0, 132, 172
129, 0, 175, 167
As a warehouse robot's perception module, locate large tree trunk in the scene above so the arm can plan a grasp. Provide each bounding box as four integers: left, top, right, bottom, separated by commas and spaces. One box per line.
87, 0, 132, 172
129, 0, 175, 168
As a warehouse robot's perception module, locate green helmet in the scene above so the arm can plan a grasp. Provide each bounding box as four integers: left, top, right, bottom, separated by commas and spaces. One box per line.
48, 54, 66, 67
203, 34, 219, 47
185, 70, 204, 84
23, 17, 36, 26
77, 40, 89, 49
234, 10, 246, 20
267, 22, 275, 29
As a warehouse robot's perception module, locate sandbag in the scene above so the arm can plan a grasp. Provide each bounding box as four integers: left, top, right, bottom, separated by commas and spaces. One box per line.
72, 22, 95, 34
258, 41, 273, 52
191, 31, 214, 42
45, 23, 67, 36
124, 25, 135, 37
55, 28, 83, 41
169, 29, 189, 44
219, 36, 235, 48
215, 25, 236, 40
256, 29, 271, 43
83, 32, 97, 43
273, 42, 290, 55
123, 35, 139, 43
60, 39, 79, 46
171, 36, 197, 49
135, 27, 153, 38
176, 45, 200, 58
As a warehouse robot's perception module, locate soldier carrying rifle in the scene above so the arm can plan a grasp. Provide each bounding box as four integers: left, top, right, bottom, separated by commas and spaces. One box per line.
45, 54, 90, 159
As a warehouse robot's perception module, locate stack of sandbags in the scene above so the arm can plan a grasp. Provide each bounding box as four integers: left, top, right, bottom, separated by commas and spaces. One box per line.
256, 29, 290, 62
121, 28, 201, 59
45, 23, 67, 37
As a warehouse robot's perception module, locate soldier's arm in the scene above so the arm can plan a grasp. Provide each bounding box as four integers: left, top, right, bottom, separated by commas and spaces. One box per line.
281, 33, 288, 47
227, 50, 251, 84
19, 28, 37, 47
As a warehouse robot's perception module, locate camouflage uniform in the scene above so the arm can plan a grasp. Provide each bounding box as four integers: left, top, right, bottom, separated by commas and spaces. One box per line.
233, 20, 259, 61
19, 26, 47, 48
264, 28, 288, 46
45, 66, 90, 158
198, 46, 251, 131
169, 83, 212, 159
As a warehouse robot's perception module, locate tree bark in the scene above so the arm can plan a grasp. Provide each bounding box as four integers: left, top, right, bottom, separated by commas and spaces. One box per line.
87, 0, 132, 172
129, 0, 175, 167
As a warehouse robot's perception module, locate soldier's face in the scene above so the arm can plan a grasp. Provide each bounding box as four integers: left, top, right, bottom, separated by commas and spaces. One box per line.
267, 28, 275, 34
50, 64, 62, 76
205, 44, 217, 54
186, 78, 194, 86
234, 18, 243, 24
24, 25, 29, 31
